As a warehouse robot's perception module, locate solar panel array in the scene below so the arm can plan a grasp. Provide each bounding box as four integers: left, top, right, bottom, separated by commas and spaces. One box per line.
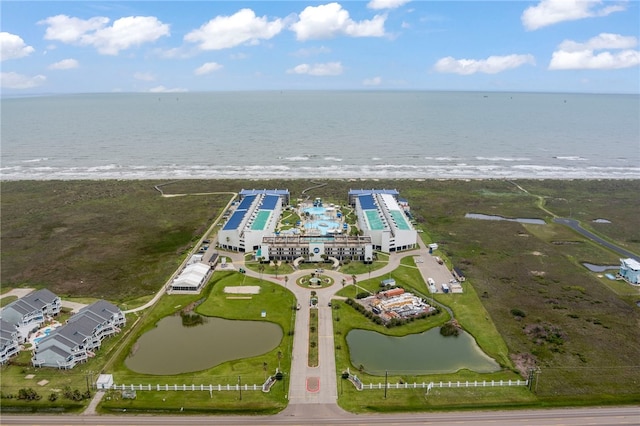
358, 194, 377, 210
260, 194, 279, 211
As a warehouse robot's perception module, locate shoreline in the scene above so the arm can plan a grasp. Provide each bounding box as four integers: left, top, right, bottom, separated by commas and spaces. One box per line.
2, 176, 640, 182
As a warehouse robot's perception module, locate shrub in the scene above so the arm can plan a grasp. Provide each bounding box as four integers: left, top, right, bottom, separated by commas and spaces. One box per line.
510, 308, 526, 318
18, 388, 41, 401
440, 321, 460, 337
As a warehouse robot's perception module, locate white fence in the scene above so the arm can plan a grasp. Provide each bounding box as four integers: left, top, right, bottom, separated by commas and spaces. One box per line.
110, 383, 267, 392
357, 379, 528, 391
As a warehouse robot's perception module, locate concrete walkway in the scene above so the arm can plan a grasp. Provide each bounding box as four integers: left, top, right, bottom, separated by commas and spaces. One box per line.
0, 288, 35, 300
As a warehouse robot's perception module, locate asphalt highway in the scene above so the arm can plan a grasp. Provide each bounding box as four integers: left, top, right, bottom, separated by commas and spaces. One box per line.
2, 406, 639, 425
553, 218, 640, 262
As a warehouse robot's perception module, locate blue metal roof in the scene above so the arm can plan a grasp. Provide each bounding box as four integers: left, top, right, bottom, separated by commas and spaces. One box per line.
349, 189, 399, 197
358, 194, 377, 210
237, 195, 256, 210
260, 194, 280, 211
223, 210, 248, 230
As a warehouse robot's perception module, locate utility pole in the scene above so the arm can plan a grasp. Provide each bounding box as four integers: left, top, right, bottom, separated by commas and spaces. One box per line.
238, 375, 242, 401
384, 370, 388, 399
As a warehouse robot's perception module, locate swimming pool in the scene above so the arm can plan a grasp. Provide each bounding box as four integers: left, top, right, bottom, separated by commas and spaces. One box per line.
305, 220, 340, 235
303, 206, 341, 235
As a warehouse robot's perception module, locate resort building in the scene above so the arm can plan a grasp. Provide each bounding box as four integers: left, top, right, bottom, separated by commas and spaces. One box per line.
218, 190, 288, 252
0, 289, 61, 343
0, 319, 20, 365
169, 260, 212, 292
619, 258, 640, 284
350, 189, 417, 253
31, 300, 125, 369
260, 234, 373, 263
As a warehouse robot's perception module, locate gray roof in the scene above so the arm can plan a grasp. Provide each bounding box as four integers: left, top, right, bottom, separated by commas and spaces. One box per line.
2, 289, 58, 315
69, 299, 120, 323
36, 300, 122, 351
1, 319, 18, 349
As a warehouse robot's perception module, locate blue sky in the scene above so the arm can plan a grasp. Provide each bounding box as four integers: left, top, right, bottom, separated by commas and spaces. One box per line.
1, 0, 639, 94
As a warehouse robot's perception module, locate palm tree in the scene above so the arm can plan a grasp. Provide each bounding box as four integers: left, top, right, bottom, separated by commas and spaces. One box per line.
284, 275, 289, 287
341, 278, 346, 288
352, 275, 357, 298
274, 261, 280, 278
258, 264, 265, 281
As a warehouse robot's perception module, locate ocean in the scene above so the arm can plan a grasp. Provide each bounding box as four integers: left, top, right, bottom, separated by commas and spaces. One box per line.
1, 91, 638, 180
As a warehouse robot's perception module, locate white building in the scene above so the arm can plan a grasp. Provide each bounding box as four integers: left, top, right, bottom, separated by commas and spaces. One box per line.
353, 191, 417, 253
619, 258, 640, 284
32, 300, 125, 369
170, 262, 212, 292
0, 319, 20, 365
218, 192, 286, 252
0, 289, 61, 343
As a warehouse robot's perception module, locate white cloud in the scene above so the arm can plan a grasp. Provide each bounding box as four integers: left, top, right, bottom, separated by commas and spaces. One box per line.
434, 54, 535, 75
363, 76, 382, 86
1, 72, 46, 89
549, 33, 640, 70
39, 14, 170, 55
290, 3, 386, 41
40, 15, 108, 43
522, 0, 626, 31
368, 0, 411, 10
0, 32, 35, 61
558, 33, 638, 52
292, 46, 331, 57
48, 58, 79, 70
194, 62, 223, 75
185, 9, 283, 50
133, 72, 155, 81
287, 61, 343, 76
148, 85, 188, 93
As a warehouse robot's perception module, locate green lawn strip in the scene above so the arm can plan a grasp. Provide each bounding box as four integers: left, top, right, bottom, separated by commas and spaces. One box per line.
1, 295, 18, 307
338, 252, 389, 276
337, 381, 536, 413
243, 258, 296, 278
308, 310, 319, 367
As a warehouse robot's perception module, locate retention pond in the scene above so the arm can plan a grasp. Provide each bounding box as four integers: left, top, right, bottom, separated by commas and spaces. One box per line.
347, 327, 500, 375
465, 213, 545, 225
126, 316, 282, 375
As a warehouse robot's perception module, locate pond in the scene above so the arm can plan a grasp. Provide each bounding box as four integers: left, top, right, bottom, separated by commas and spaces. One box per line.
582, 263, 619, 272
125, 316, 283, 375
346, 327, 500, 375
465, 213, 545, 225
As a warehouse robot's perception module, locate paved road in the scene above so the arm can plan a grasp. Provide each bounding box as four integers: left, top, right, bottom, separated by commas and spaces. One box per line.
554, 217, 640, 262
3, 406, 639, 425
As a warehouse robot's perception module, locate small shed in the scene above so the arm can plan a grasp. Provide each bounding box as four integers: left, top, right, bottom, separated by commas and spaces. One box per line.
96, 374, 113, 390
380, 278, 396, 287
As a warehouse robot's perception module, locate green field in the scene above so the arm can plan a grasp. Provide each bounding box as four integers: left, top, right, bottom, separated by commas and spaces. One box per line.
1, 179, 639, 411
